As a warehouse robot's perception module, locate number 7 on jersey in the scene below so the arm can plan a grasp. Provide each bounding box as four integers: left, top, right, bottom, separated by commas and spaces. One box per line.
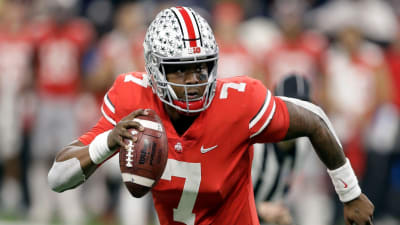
160, 159, 201, 225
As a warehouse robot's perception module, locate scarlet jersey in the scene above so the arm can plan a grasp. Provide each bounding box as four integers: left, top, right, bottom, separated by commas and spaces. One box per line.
33, 18, 94, 97
79, 72, 290, 225
0, 25, 36, 132
0, 25, 35, 90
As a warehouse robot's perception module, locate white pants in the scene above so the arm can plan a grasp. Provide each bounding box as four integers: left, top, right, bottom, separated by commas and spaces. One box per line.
29, 96, 83, 224
28, 161, 85, 224
0, 91, 22, 159
31, 97, 78, 160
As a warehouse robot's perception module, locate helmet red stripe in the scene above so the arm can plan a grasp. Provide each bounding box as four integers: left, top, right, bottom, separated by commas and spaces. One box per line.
177, 6, 197, 47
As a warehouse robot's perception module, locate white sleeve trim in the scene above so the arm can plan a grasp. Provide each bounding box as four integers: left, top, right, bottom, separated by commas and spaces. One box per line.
101, 105, 116, 126
250, 101, 276, 138
104, 93, 115, 113
249, 90, 272, 129
278, 96, 342, 148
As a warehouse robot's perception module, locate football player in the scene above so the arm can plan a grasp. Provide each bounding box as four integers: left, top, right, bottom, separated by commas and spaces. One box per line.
0, 0, 35, 214
29, 2, 94, 223
48, 6, 374, 225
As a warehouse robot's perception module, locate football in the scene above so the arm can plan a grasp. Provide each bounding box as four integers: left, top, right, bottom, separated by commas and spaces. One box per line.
119, 109, 168, 198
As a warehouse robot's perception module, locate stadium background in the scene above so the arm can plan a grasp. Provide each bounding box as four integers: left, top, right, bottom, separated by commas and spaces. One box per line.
0, 0, 399, 225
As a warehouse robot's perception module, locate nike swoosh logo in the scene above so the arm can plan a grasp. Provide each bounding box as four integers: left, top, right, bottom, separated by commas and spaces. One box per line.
200, 145, 218, 154
338, 178, 348, 188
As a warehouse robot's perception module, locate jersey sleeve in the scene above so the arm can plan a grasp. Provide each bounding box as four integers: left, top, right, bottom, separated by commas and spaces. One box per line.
99, 75, 125, 126
248, 79, 290, 144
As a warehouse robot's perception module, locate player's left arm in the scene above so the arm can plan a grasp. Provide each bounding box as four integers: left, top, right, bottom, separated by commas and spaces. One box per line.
281, 97, 374, 225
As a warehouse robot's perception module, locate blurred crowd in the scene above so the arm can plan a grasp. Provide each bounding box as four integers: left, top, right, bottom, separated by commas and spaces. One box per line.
0, 0, 399, 225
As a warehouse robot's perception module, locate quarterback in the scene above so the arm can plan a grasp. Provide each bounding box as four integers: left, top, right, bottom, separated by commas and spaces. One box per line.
48, 6, 374, 225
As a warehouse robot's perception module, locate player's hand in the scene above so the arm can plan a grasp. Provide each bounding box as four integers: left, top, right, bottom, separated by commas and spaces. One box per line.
107, 109, 149, 150
343, 193, 374, 225
257, 202, 293, 225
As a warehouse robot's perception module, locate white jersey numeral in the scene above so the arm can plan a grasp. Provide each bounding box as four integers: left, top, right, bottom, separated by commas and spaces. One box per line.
161, 159, 201, 225
124, 74, 148, 87
219, 82, 246, 99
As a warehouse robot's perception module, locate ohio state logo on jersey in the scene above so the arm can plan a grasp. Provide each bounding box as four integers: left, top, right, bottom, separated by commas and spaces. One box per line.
174, 142, 183, 152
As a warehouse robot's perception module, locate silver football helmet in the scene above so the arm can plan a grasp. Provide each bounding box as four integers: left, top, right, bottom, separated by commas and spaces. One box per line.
144, 6, 218, 113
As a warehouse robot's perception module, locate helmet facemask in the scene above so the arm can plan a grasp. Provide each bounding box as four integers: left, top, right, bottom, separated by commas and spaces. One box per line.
144, 6, 219, 114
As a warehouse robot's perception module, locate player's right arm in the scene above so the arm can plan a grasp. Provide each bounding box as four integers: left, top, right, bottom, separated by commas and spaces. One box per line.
48, 109, 147, 193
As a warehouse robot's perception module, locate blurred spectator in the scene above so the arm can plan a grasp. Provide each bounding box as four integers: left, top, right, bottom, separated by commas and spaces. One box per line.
212, 1, 256, 78
258, 0, 327, 102
323, 21, 391, 225
28, 1, 95, 224
86, 1, 146, 96
324, 22, 391, 178
0, 0, 35, 215
359, 24, 400, 225
309, 2, 397, 223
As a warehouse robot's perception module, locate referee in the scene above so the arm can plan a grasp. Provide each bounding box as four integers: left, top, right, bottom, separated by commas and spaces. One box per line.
252, 74, 312, 225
